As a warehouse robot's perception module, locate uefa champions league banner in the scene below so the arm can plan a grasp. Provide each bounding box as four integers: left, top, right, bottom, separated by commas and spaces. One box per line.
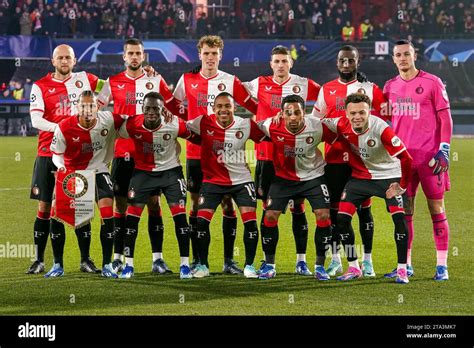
0, 36, 329, 63
52, 170, 95, 228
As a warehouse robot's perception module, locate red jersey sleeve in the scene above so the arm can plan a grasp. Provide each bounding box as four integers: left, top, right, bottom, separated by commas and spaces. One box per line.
381, 126, 406, 157
86, 73, 100, 92
307, 79, 321, 102
249, 119, 266, 143
112, 113, 127, 130
178, 118, 192, 139
233, 76, 258, 114
321, 123, 338, 144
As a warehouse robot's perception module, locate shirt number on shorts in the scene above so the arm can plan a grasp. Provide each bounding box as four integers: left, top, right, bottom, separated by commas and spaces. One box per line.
321, 184, 329, 198
103, 174, 113, 190
244, 183, 257, 201
177, 178, 187, 196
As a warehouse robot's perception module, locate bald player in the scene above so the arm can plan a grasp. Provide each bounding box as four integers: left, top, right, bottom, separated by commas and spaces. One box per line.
27, 44, 104, 274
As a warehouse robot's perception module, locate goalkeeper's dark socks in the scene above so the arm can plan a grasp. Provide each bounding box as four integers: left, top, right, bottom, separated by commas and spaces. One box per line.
148, 209, 164, 253
75, 223, 91, 262
50, 219, 65, 267
34, 211, 51, 262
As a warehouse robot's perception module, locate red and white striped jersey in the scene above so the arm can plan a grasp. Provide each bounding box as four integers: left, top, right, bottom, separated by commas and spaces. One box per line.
259, 117, 337, 182
173, 70, 257, 159
312, 78, 386, 164
186, 114, 265, 186
30, 71, 99, 157
97, 71, 180, 159
322, 115, 406, 180
244, 74, 321, 161
51, 111, 125, 173
119, 115, 191, 172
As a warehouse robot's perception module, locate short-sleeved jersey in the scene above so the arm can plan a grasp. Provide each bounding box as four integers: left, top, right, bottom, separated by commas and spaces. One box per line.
383, 70, 450, 165
51, 111, 125, 173
259, 117, 336, 182
30, 72, 99, 157
97, 71, 178, 159
322, 115, 407, 180
244, 74, 321, 161
174, 70, 256, 159
119, 115, 190, 172
312, 78, 386, 164
187, 114, 265, 185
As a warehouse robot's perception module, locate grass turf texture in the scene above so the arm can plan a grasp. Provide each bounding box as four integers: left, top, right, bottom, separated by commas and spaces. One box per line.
0, 137, 472, 316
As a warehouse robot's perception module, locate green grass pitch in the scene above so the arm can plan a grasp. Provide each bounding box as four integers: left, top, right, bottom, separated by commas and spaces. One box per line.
0, 136, 472, 315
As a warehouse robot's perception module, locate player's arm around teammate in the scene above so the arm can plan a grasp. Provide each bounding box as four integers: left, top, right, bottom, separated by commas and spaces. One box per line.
185, 92, 266, 279
117, 92, 193, 279
47, 91, 127, 278
256, 95, 337, 280
322, 93, 413, 284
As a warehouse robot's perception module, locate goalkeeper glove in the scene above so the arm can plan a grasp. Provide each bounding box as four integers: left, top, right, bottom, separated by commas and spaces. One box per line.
429, 142, 450, 175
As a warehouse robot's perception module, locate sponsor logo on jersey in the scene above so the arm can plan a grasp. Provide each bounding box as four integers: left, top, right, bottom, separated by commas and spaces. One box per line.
292, 85, 301, 93
306, 136, 314, 144
101, 129, 108, 136
145, 82, 154, 90
218, 83, 226, 91
391, 136, 401, 147
235, 131, 243, 139
163, 133, 171, 140
128, 189, 135, 199
75, 80, 83, 89
367, 139, 376, 147
62, 172, 89, 199
416, 86, 424, 94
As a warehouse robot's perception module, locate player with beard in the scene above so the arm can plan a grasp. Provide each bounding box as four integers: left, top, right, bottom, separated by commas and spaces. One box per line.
312, 45, 386, 278
28, 44, 103, 275
243, 45, 321, 276
98, 39, 183, 275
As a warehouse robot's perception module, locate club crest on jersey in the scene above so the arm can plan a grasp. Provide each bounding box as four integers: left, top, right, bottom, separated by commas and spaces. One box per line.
145, 82, 154, 90
163, 133, 171, 140
306, 136, 314, 144
32, 186, 40, 196
235, 131, 244, 139
62, 172, 89, 199
416, 86, 424, 94
128, 189, 135, 199
391, 136, 401, 147
357, 88, 366, 95
198, 196, 205, 205
367, 139, 376, 147
292, 85, 301, 93
218, 83, 226, 91
101, 129, 108, 136
75, 80, 83, 89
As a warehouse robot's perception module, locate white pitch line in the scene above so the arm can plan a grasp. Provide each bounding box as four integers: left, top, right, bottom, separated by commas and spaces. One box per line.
0, 187, 30, 191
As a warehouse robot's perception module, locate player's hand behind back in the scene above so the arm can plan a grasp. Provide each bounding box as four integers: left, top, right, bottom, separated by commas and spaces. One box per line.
386, 182, 406, 199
